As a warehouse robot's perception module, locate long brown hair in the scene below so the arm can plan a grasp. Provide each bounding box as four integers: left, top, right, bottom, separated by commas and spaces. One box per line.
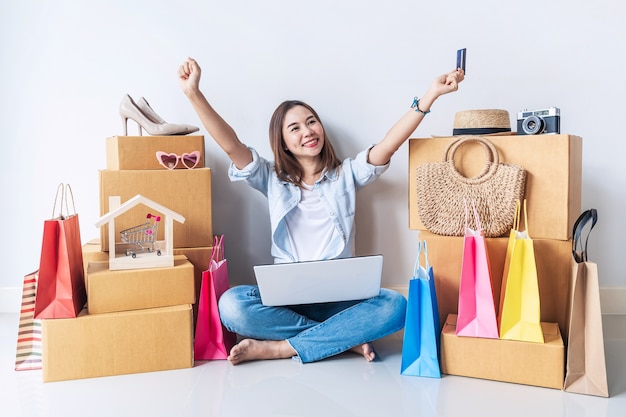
269, 100, 341, 186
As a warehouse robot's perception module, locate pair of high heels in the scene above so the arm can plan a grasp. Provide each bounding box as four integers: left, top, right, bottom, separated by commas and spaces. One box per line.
119, 94, 199, 136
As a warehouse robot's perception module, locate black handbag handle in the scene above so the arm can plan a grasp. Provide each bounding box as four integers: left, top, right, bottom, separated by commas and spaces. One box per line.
572, 209, 598, 263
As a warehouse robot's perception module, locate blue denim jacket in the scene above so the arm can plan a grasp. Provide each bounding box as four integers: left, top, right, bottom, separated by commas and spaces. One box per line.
228, 146, 389, 263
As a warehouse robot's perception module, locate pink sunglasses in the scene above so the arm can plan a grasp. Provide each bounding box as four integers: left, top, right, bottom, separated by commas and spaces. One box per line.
155, 151, 200, 170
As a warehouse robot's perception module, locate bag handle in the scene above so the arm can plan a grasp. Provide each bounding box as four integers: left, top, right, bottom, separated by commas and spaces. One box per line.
413, 239, 430, 278
51, 183, 65, 219
522, 199, 529, 236
51, 183, 78, 219
463, 198, 483, 232
64, 184, 78, 217
443, 136, 500, 185
510, 199, 530, 235
572, 209, 598, 263
212, 235, 225, 262
512, 199, 521, 231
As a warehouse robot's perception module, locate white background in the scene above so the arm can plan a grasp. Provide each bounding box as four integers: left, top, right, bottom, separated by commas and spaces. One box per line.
1, 0, 625, 308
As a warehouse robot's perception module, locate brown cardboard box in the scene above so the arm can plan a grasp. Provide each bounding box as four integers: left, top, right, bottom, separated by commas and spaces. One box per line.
82, 239, 106, 277
106, 135, 205, 170
99, 168, 212, 251
409, 134, 582, 240
440, 314, 564, 389
87, 255, 195, 314
82, 240, 213, 327
83, 240, 211, 299
42, 304, 193, 382
421, 231, 572, 338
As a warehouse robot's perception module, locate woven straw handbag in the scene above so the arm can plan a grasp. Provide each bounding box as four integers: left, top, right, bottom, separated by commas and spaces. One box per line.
416, 136, 526, 237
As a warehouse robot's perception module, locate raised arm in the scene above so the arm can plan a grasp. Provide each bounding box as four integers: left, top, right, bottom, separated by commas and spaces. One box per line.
367, 68, 464, 166
178, 57, 253, 169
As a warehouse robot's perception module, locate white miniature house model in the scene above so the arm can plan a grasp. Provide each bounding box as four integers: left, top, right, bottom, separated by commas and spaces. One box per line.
95, 194, 185, 271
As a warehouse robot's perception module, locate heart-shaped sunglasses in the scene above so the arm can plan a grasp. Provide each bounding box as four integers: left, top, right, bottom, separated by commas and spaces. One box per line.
155, 151, 200, 170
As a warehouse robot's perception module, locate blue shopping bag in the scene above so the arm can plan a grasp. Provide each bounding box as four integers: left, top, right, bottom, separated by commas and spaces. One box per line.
401, 239, 441, 378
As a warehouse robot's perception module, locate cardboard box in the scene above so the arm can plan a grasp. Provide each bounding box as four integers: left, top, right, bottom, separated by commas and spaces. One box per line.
87, 255, 195, 314
42, 304, 193, 382
99, 168, 212, 251
409, 134, 582, 240
106, 135, 205, 170
82, 239, 105, 279
421, 231, 573, 339
82, 240, 213, 327
440, 314, 564, 389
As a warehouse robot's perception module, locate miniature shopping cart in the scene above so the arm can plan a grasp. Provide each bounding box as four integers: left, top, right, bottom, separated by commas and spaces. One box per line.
120, 213, 162, 258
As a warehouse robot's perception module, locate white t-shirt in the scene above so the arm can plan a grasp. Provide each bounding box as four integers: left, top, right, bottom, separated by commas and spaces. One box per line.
284, 183, 339, 262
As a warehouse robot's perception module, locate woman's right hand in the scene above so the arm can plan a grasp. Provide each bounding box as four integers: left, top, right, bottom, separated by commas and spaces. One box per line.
177, 57, 253, 168
178, 57, 202, 96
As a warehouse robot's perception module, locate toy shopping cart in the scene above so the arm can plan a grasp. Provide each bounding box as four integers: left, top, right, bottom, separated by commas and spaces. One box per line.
120, 213, 162, 258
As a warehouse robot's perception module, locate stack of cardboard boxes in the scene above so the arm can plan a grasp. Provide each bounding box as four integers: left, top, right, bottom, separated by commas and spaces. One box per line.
408, 134, 583, 389
42, 135, 214, 382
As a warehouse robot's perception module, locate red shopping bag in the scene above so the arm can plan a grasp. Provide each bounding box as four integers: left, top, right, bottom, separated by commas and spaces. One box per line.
34, 184, 86, 319
194, 235, 237, 360
15, 271, 43, 371
456, 199, 499, 338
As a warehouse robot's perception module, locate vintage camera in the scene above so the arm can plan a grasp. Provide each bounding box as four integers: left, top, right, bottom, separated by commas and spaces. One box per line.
516, 107, 560, 135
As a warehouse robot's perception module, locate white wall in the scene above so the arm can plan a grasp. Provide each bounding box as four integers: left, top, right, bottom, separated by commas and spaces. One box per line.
2, 0, 625, 311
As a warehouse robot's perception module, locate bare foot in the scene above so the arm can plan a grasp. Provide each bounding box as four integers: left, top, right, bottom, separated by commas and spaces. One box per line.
350, 343, 376, 362
227, 339, 296, 365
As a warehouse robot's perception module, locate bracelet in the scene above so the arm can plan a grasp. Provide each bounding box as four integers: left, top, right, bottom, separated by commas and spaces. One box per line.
411, 97, 430, 116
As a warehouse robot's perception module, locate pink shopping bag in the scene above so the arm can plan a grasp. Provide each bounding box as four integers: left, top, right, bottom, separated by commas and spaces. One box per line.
456, 199, 499, 338
194, 235, 237, 360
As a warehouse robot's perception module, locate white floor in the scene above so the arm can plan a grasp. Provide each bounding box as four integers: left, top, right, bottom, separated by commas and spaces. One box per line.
1, 313, 625, 417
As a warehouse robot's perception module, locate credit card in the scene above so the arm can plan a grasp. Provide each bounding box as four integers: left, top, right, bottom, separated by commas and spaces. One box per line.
456, 48, 466, 73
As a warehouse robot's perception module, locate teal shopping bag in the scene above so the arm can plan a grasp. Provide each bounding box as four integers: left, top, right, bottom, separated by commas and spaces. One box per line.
401, 240, 441, 378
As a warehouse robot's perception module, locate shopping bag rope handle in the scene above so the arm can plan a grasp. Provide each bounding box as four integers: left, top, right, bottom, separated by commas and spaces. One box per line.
212, 235, 225, 262
511, 199, 529, 235
572, 209, 598, 263
413, 239, 430, 277
463, 198, 483, 232
51, 183, 65, 219
51, 183, 78, 219
64, 184, 77, 217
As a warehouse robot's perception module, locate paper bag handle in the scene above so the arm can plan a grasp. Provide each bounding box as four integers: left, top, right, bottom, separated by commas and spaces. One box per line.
572, 209, 598, 262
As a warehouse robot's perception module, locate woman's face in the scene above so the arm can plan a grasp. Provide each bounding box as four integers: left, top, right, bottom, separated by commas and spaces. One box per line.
281, 105, 325, 160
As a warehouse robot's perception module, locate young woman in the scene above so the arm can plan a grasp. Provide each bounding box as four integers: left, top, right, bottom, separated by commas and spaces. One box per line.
178, 57, 464, 365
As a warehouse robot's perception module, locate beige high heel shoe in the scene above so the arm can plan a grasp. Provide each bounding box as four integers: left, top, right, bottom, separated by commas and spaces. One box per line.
136, 97, 199, 134
119, 94, 198, 136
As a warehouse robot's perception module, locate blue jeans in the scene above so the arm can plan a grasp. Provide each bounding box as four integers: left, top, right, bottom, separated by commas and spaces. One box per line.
218, 285, 407, 363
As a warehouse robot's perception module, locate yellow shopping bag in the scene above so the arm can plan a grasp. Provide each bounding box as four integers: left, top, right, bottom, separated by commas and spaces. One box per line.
498, 200, 544, 343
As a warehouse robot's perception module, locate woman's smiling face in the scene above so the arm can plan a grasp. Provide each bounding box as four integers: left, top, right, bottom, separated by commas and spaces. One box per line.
282, 105, 325, 160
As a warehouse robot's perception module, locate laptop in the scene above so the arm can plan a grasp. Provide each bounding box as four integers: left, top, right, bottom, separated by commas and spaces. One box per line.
253, 255, 383, 306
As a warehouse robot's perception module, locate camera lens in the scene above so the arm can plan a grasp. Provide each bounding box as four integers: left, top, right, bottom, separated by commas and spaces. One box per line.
521, 115, 545, 135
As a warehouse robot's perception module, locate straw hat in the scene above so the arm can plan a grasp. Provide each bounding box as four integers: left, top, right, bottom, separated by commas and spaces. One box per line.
451, 109, 513, 136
